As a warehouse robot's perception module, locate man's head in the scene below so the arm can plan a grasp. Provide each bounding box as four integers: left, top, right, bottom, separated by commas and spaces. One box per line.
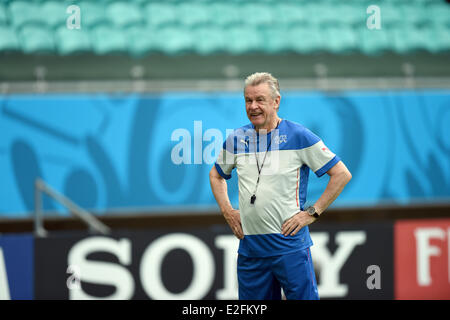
244, 72, 281, 131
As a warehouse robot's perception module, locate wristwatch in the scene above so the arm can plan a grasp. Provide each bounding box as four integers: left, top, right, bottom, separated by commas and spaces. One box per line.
306, 206, 320, 219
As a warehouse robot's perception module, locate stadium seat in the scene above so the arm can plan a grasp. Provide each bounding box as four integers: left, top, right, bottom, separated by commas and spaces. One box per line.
390, 27, 410, 54
261, 25, 292, 54
311, 3, 338, 27
132, 0, 150, 4
400, 4, 430, 26
8, 1, 43, 29
40, 1, 68, 29
1, 0, 448, 57
106, 2, 143, 28
18, 25, 55, 54
323, 26, 358, 54
177, 3, 212, 28
274, 3, 308, 27
222, 25, 264, 55
413, 26, 438, 53
192, 26, 226, 55
239, 3, 274, 27
301, 3, 325, 27
335, 4, 366, 27
55, 26, 92, 55
428, 3, 450, 27
209, 3, 242, 27
90, 25, 127, 55
152, 26, 194, 55
0, 4, 7, 26
429, 25, 450, 53
287, 25, 325, 54
331, 0, 369, 3
175, 0, 210, 2
391, 25, 428, 54
77, 1, 110, 28
72, 0, 115, 3
358, 28, 393, 55
144, 2, 177, 28
377, 3, 403, 28
0, 25, 19, 52
126, 25, 158, 56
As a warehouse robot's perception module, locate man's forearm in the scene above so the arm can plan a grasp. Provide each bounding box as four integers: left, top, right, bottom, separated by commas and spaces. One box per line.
314, 169, 351, 215
210, 169, 244, 239
209, 174, 233, 214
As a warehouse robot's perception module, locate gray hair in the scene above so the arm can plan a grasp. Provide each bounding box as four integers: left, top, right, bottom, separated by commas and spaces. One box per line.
244, 72, 280, 99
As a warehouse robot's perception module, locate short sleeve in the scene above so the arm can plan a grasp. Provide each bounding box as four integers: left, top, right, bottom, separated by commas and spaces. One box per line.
214, 134, 236, 180
299, 129, 340, 177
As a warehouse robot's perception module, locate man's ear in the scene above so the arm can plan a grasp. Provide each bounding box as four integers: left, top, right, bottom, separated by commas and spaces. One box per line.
275, 95, 281, 111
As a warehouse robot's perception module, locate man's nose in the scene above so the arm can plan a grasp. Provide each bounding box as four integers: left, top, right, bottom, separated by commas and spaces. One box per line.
248, 101, 258, 109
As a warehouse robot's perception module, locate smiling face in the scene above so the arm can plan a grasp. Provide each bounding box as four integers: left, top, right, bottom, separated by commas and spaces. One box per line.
244, 82, 281, 131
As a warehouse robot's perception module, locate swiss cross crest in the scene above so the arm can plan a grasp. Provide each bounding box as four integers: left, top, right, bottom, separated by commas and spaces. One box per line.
274, 135, 287, 145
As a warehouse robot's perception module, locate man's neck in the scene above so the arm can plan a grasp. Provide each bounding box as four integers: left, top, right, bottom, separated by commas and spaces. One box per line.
255, 117, 281, 133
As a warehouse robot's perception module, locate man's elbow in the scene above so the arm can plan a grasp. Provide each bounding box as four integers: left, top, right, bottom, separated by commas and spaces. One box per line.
329, 162, 352, 184
346, 171, 352, 183
332, 164, 352, 185
343, 168, 352, 184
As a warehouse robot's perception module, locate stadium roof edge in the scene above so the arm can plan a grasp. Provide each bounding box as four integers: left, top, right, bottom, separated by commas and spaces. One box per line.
2, 77, 450, 94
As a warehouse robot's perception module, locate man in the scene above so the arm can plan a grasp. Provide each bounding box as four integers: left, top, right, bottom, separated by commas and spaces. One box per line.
209, 72, 352, 300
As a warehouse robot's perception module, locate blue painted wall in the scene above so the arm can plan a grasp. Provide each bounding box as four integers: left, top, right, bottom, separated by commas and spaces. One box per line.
1, 90, 449, 217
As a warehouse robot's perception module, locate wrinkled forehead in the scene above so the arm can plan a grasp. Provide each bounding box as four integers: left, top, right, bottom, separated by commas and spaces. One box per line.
244, 82, 272, 99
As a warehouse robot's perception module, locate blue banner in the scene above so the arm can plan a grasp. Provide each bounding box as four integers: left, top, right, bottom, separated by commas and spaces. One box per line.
1, 90, 449, 217
0, 234, 34, 299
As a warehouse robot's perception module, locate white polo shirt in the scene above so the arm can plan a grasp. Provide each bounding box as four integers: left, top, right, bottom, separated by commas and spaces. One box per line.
215, 119, 340, 257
